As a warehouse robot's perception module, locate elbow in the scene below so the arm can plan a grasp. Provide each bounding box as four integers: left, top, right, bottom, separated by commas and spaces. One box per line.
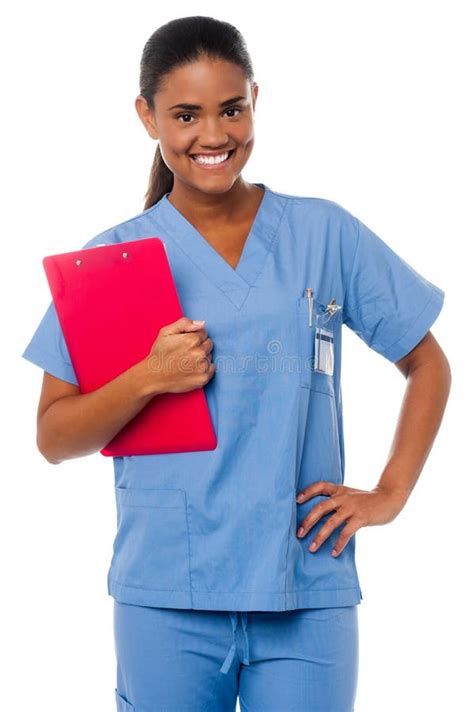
43, 453, 63, 466
36, 431, 63, 465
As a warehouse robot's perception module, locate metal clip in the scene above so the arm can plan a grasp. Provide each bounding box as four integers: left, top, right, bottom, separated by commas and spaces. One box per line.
325, 297, 342, 319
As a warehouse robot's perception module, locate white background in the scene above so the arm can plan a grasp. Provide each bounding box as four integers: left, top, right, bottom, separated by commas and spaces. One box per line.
3, 1, 471, 710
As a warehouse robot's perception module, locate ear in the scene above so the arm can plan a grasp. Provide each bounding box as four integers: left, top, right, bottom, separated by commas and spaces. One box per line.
251, 82, 259, 111
135, 95, 160, 140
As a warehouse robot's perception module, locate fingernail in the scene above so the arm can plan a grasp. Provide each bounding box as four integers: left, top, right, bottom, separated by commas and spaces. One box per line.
331, 549, 338, 556
297, 527, 304, 537
296, 494, 305, 502
193, 320, 205, 325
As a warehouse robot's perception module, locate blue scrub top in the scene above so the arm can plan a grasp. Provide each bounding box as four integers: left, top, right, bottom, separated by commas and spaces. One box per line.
22, 183, 445, 611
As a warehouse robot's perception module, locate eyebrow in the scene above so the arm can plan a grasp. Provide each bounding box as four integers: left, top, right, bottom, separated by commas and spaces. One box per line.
167, 95, 247, 111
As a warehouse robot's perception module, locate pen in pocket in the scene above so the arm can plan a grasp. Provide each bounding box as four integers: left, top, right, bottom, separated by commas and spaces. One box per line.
305, 288, 314, 326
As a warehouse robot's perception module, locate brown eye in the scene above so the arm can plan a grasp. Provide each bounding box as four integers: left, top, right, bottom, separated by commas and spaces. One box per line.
225, 107, 242, 118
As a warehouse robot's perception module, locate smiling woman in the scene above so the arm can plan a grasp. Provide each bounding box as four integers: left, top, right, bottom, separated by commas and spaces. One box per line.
21, 13, 450, 712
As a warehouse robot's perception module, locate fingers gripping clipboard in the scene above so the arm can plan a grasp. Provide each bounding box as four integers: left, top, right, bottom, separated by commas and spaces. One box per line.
42, 237, 217, 456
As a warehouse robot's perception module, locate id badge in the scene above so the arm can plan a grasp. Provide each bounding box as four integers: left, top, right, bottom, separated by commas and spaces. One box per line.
314, 299, 341, 376
314, 321, 334, 375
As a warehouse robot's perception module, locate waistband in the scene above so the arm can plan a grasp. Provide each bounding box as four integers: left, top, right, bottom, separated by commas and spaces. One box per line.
220, 611, 250, 674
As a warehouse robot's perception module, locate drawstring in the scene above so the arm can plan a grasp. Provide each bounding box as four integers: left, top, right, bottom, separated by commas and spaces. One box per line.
219, 612, 250, 674
220, 612, 238, 674
241, 612, 250, 665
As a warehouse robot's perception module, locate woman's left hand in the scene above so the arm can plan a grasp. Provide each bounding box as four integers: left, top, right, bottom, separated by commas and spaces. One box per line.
295, 482, 408, 556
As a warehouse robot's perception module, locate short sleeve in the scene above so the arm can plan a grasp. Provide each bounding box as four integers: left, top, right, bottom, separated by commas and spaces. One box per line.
21, 300, 79, 385
21, 233, 114, 385
343, 217, 445, 363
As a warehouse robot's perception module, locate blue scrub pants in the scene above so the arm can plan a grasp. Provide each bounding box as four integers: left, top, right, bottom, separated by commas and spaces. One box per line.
113, 602, 359, 711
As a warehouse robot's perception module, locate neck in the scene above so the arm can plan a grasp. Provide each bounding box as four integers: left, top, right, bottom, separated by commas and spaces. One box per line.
167, 179, 261, 225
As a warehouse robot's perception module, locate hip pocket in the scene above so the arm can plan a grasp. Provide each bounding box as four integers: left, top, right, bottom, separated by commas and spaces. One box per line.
109, 487, 191, 592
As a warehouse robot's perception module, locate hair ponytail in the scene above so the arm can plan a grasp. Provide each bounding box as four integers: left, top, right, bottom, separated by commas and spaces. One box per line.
143, 142, 174, 211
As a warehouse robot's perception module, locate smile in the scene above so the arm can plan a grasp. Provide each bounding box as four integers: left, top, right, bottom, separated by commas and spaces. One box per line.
189, 149, 235, 169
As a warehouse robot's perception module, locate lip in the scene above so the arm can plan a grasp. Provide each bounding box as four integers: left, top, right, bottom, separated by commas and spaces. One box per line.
189, 149, 236, 170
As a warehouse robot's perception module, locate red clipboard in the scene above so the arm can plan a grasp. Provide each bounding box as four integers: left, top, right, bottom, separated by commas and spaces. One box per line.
42, 237, 217, 457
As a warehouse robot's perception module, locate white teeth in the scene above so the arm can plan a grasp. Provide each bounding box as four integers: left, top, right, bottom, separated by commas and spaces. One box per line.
191, 151, 230, 165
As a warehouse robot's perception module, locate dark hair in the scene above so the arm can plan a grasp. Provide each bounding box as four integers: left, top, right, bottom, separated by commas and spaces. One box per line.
139, 16, 255, 210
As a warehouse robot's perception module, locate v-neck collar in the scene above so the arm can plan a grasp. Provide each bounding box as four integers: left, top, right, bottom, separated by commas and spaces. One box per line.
154, 182, 286, 310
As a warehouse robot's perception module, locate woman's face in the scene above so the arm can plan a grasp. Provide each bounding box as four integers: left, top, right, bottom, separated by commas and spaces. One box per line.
135, 57, 258, 195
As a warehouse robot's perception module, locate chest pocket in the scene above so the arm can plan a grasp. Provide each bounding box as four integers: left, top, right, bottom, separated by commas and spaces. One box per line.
296, 295, 342, 394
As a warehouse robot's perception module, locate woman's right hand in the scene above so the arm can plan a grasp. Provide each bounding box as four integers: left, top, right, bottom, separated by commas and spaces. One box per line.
145, 317, 215, 394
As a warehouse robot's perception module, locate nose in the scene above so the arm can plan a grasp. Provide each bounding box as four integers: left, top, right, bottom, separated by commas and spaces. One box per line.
196, 118, 229, 149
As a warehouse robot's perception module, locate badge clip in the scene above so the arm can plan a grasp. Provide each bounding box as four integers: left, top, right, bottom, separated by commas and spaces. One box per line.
324, 297, 342, 320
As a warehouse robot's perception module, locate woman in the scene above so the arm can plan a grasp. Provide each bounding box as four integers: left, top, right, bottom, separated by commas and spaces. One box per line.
22, 15, 451, 712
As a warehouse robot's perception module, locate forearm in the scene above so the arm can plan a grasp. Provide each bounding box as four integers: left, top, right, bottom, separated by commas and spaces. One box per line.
38, 358, 162, 464
374, 351, 451, 504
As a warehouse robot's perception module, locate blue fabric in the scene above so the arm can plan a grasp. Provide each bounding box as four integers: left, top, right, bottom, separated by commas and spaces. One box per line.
21, 183, 445, 611
22, 300, 79, 385
113, 602, 359, 711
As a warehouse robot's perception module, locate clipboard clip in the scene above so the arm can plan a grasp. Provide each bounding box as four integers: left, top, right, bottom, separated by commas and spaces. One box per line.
91, 243, 130, 260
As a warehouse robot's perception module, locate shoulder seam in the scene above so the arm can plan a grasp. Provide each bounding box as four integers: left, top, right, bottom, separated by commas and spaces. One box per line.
86, 201, 161, 244
268, 190, 346, 209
